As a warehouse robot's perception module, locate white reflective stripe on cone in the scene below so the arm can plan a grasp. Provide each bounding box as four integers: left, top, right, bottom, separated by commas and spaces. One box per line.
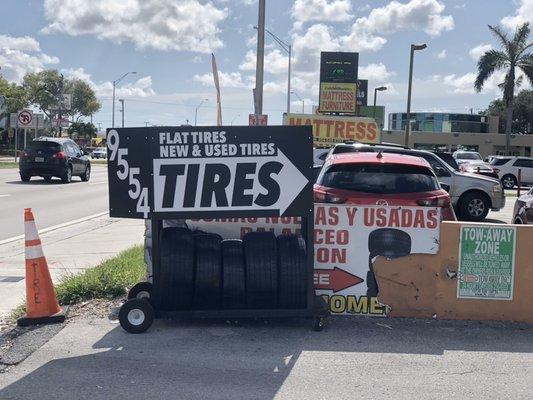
25, 245, 44, 260
24, 221, 40, 241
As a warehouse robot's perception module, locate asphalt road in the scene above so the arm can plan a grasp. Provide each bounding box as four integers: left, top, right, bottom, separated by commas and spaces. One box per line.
0, 165, 109, 241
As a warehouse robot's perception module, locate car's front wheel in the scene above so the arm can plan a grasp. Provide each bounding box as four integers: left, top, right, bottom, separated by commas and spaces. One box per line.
458, 191, 490, 221
61, 166, 72, 184
501, 174, 517, 189
81, 165, 91, 182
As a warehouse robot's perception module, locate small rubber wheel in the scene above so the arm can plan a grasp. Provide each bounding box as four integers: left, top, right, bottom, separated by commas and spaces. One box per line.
20, 173, 30, 182
119, 298, 154, 334
81, 165, 91, 182
127, 282, 152, 300
313, 317, 327, 332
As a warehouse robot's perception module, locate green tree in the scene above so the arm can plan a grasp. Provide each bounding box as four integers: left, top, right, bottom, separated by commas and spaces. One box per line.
67, 121, 97, 140
485, 89, 533, 134
475, 22, 533, 154
0, 77, 29, 121
23, 70, 101, 135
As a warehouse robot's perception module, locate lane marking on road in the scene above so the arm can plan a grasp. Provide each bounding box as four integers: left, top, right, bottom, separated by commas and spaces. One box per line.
0, 211, 109, 246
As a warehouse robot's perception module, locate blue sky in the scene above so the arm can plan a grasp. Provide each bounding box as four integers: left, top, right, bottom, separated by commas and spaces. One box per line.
0, 0, 531, 129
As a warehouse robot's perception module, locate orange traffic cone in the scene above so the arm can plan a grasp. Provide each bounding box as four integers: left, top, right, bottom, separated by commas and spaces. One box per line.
17, 208, 67, 326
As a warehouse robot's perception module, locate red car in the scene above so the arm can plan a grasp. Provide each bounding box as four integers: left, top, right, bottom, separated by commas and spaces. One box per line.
314, 152, 456, 221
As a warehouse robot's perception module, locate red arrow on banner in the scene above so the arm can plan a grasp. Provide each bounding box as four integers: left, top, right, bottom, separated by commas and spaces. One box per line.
314, 267, 364, 293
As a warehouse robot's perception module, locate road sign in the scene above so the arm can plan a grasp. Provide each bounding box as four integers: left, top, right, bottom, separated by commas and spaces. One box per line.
248, 114, 268, 126
107, 126, 313, 219
11, 112, 45, 129
17, 110, 33, 126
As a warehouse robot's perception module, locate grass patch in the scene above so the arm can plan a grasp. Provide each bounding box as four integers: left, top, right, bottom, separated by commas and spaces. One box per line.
91, 160, 108, 165
9, 245, 145, 321
0, 161, 17, 169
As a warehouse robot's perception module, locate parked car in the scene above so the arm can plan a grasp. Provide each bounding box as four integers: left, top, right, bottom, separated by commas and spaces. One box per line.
313, 148, 330, 166
324, 142, 505, 221
314, 152, 456, 221
19, 137, 91, 183
459, 160, 499, 179
431, 151, 459, 171
91, 147, 107, 159
453, 150, 483, 167
489, 156, 533, 189
512, 187, 533, 224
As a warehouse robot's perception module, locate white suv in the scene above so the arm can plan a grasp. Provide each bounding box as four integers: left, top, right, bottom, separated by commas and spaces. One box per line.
490, 156, 533, 189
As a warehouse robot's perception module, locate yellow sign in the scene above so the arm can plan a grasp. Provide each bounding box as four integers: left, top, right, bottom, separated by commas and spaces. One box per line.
319, 82, 357, 113
283, 113, 380, 146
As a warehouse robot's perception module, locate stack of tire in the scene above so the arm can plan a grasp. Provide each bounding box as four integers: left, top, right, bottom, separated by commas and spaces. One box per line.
159, 228, 308, 310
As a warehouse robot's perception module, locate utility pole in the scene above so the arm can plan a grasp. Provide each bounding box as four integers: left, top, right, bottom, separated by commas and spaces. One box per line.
254, 0, 266, 125
144, 121, 149, 127
404, 43, 427, 147
119, 99, 125, 128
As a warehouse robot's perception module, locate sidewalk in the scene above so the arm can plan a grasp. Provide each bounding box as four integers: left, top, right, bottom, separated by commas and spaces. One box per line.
0, 215, 144, 317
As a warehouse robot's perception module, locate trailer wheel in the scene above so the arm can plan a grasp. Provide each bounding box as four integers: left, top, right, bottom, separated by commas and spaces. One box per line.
193, 234, 222, 309
160, 227, 194, 310
244, 232, 278, 309
221, 239, 246, 309
127, 282, 152, 300
277, 235, 307, 309
313, 316, 327, 332
119, 298, 154, 334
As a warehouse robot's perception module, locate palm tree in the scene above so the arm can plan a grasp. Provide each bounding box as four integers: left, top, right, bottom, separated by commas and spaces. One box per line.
475, 22, 533, 155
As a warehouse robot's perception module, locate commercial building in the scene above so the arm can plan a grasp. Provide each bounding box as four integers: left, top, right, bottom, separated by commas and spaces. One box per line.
388, 112, 499, 134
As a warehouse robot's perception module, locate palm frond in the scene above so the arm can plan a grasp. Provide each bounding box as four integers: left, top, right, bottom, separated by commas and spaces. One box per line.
513, 22, 530, 49
475, 50, 508, 91
518, 53, 533, 86
488, 24, 510, 51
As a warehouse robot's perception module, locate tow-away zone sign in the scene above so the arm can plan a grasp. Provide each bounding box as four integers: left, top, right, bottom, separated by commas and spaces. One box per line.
107, 125, 313, 219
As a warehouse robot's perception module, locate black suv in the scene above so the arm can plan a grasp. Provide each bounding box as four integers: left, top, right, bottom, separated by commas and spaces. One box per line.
19, 137, 91, 183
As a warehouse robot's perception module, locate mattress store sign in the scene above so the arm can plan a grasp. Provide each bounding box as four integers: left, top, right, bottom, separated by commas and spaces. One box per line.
107, 126, 313, 219
189, 204, 441, 315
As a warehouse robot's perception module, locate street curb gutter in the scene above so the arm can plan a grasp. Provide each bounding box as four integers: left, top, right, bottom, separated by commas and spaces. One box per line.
0, 211, 109, 246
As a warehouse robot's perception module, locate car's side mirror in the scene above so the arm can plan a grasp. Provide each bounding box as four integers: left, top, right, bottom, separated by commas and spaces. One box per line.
440, 182, 450, 192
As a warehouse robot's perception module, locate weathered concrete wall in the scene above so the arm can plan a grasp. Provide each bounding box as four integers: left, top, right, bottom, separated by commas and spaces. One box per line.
374, 222, 533, 322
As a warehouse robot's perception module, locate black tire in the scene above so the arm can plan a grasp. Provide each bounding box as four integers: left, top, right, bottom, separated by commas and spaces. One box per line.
20, 173, 30, 182
160, 227, 194, 310
81, 165, 91, 182
61, 165, 72, 183
501, 174, 517, 189
458, 191, 490, 222
277, 235, 307, 309
193, 234, 222, 309
244, 232, 278, 309
367, 228, 412, 297
127, 282, 153, 300
118, 298, 154, 334
221, 239, 246, 309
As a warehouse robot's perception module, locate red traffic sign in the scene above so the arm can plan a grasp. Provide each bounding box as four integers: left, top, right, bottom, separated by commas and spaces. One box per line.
17, 110, 33, 126
314, 267, 364, 292
248, 114, 268, 126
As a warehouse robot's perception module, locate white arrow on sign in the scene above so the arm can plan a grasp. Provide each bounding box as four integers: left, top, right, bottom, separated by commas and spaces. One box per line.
153, 149, 309, 214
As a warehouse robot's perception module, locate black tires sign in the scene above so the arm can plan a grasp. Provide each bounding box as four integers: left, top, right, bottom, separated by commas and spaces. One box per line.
107, 125, 313, 219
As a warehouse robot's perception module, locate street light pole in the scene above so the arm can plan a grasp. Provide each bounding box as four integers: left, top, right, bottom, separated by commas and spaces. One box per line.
373, 86, 387, 121
119, 99, 125, 128
404, 43, 427, 147
112, 71, 137, 128
194, 99, 208, 126
254, 0, 266, 125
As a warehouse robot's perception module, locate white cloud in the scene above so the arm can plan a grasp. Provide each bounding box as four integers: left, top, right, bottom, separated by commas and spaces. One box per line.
359, 63, 396, 82
239, 49, 289, 74
291, 0, 352, 30
436, 68, 531, 95
0, 34, 59, 82
501, 0, 533, 30
194, 71, 253, 88
469, 43, 492, 61
63, 67, 155, 97
42, 0, 228, 53
436, 49, 447, 59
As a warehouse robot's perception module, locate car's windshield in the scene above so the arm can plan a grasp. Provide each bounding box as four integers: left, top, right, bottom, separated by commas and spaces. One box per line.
320, 163, 439, 194
456, 152, 481, 160
28, 141, 60, 152
490, 157, 511, 166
